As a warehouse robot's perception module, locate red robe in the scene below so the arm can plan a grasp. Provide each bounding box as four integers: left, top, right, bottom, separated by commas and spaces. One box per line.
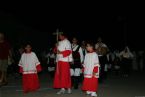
19, 52, 42, 93
53, 50, 72, 88
20, 65, 42, 93
82, 66, 99, 92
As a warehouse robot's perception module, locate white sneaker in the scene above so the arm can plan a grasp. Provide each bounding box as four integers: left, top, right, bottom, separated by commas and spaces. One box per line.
56, 89, 65, 94
67, 88, 72, 94
86, 91, 91, 95
91, 92, 97, 97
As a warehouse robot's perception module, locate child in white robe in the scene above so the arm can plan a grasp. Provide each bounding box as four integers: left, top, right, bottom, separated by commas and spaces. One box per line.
82, 42, 100, 97
18, 44, 42, 93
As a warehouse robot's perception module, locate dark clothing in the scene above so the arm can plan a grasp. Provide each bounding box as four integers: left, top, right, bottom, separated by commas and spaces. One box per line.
0, 41, 10, 59
121, 58, 132, 76
98, 55, 108, 82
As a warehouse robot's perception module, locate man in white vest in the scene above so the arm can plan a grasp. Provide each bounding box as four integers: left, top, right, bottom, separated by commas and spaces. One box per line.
53, 33, 73, 94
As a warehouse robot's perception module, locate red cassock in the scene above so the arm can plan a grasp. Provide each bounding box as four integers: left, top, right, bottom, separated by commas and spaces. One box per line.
19, 52, 42, 93
82, 52, 100, 92
53, 39, 73, 89
82, 66, 99, 92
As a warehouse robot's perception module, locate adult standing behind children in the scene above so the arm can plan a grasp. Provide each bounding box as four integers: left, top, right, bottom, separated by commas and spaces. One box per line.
0, 32, 11, 86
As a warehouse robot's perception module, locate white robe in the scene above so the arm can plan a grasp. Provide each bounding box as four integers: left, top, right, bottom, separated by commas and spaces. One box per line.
83, 52, 100, 78
18, 52, 40, 74
56, 39, 73, 62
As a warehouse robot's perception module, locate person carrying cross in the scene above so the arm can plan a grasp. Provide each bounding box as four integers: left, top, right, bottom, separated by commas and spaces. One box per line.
53, 32, 73, 94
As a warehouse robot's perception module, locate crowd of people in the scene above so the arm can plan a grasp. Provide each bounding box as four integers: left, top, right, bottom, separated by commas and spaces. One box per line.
0, 32, 145, 96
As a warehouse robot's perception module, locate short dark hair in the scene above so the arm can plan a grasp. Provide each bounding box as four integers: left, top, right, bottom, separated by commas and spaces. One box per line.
86, 40, 95, 49
24, 42, 32, 48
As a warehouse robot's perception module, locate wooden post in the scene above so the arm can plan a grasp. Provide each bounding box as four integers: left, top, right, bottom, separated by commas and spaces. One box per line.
52, 29, 63, 74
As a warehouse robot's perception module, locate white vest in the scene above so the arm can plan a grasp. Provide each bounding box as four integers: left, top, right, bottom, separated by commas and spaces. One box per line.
72, 44, 84, 63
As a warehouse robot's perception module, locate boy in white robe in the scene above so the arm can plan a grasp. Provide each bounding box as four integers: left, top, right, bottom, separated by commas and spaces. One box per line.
82, 42, 100, 97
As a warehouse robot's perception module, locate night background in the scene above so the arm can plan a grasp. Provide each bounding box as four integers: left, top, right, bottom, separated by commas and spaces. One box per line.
0, 2, 145, 97
0, 1, 144, 51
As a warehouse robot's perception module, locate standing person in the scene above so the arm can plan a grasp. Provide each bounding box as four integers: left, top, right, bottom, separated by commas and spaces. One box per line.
46, 48, 56, 78
132, 51, 138, 71
82, 41, 100, 97
18, 43, 42, 93
71, 37, 84, 89
95, 37, 109, 83
80, 40, 87, 81
0, 33, 11, 86
137, 50, 144, 72
53, 33, 73, 94
119, 46, 133, 77
81, 40, 87, 58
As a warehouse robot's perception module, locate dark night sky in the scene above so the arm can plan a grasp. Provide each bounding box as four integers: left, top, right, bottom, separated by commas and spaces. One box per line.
0, 1, 144, 51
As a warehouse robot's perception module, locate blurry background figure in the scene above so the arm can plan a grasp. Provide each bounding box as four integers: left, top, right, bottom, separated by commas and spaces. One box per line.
112, 50, 121, 76
40, 50, 47, 72
0, 32, 11, 86
46, 47, 56, 78
8, 45, 24, 79
14, 45, 25, 78
137, 50, 144, 72
95, 37, 109, 83
132, 51, 138, 71
7, 47, 16, 78
81, 41, 87, 58
71, 37, 84, 89
119, 46, 134, 77
113, 56, 121, 76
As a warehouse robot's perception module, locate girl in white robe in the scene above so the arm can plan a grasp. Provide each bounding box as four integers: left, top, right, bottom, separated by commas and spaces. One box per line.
19, 44, 42, 93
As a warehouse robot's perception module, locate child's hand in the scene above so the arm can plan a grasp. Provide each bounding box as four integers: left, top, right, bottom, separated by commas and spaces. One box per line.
93, 72, 99, 77
96, 73, 99, 77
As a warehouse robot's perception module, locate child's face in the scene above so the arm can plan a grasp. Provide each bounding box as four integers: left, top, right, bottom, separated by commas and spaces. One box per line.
86, 44, 93, 52
25, 45, 32, 53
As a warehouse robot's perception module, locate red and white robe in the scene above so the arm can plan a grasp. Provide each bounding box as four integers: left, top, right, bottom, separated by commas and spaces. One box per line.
19, 52, 41, 93
53, 38, 73, 89
82, 52, 100, 92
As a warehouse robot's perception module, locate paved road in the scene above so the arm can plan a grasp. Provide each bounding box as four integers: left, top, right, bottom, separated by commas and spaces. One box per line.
0, 71, 145, 97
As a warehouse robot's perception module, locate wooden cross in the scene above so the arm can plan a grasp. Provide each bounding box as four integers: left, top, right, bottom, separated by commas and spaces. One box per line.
52, 29, 63, 75
53, 29, 63, 42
